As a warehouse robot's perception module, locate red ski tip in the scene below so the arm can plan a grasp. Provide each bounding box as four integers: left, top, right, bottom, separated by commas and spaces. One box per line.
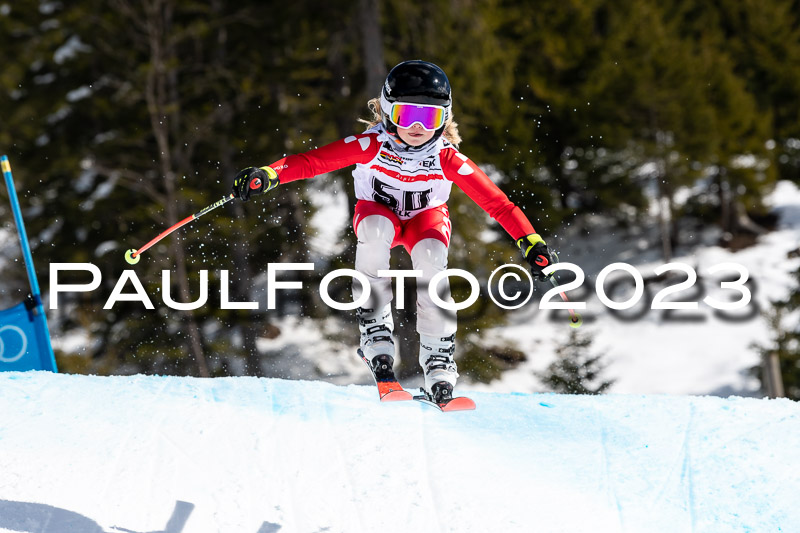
440, 397, 476, 412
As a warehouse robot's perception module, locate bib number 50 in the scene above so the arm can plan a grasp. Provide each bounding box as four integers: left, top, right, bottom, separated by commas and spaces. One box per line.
372, 178, 431, 212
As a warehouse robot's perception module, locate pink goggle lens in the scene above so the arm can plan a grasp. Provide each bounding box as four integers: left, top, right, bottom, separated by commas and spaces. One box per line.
388, 103, 446, 131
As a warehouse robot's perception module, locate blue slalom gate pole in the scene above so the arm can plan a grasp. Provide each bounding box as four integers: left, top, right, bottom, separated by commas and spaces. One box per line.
1, 155, 58, 372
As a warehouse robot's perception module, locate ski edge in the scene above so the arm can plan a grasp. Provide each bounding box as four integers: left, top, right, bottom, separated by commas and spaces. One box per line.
413, 395, 476, 412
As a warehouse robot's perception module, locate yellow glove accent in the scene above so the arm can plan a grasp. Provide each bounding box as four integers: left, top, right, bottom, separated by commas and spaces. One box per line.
259, 166, 280, 192
516, 233, 546, 257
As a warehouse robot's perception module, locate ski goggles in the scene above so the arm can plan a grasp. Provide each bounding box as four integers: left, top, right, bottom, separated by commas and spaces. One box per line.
386, 102, 447, 131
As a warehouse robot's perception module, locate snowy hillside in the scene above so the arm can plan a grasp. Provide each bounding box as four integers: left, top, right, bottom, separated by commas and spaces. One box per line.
0, 372, 798, 533
269, 179, 800, 398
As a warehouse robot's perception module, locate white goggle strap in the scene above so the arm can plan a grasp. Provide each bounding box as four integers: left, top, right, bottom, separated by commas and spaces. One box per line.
379, 92, 393, 118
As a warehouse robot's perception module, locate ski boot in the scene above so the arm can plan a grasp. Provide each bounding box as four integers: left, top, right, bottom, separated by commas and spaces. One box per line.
357, 305, 396, 380
419, 333, 459, 401
357, 306, 412, 401
414, 334, 475, 411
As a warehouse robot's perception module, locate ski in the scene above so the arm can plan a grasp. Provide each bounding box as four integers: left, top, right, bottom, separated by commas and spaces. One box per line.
357, 349, 413, 402
413, 391, 476, 412
357, 349, 475, 410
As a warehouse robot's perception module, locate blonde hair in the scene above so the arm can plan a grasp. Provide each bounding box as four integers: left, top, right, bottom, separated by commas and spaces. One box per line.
359, 97, 462, 147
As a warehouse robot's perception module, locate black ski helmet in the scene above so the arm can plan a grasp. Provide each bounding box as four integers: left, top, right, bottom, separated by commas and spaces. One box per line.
380, 60, 452, 145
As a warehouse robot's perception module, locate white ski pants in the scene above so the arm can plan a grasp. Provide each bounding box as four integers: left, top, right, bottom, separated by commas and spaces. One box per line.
352, 214, 457, 337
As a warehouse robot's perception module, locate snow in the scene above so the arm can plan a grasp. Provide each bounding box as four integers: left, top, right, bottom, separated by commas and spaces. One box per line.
262, 179, 800, 397
473, 179, 800, 396
53, 35, 91, 65
0, 372, 797, 533
65, 86, 92, 103
307, 176, 350, 257
255, 315, 368, 383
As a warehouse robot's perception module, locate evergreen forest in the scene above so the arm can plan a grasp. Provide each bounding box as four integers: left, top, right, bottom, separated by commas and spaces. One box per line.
1, 0, 798, 395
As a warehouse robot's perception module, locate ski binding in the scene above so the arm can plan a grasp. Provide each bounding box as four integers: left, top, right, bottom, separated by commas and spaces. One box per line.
358, 349, 413, 402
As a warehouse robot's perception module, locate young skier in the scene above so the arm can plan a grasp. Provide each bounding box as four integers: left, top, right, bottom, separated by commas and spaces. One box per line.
232, 60, 554, 403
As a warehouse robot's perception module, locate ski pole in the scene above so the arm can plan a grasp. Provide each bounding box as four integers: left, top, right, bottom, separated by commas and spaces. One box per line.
549, 275, 583, 328
124, 193, 235, 264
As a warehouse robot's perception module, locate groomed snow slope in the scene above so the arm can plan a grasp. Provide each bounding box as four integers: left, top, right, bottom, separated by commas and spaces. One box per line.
0, 372, 798, 533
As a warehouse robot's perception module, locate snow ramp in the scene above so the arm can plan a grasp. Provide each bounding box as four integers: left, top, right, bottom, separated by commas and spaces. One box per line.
0, 372, 798, 533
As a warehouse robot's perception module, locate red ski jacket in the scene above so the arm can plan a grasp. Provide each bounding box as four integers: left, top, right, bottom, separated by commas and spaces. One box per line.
266, 132, 535, 240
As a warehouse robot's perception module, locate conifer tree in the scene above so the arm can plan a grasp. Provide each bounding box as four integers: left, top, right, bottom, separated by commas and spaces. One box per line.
664, 0, 775, 245
711, 0, 800, 183
752, 261, 800, 399
4, 0, 800, 383
538, 329, 615, 395
0, 0, 357, 376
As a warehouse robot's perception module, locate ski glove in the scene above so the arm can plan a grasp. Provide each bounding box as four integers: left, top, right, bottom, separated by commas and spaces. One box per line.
232, 166, 280, 201
517, 233, 556, 281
